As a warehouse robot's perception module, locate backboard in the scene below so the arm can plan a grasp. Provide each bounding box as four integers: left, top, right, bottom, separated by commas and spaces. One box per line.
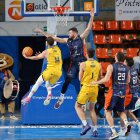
21, 0, 99, 17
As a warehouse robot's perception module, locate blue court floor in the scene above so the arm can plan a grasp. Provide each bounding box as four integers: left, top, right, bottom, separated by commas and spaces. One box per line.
0, 114, 140, 140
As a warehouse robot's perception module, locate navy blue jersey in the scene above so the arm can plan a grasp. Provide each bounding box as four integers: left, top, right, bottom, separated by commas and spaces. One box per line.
112, 62, 129, 96
129, 66, 140, 96
67, 36, 86, 64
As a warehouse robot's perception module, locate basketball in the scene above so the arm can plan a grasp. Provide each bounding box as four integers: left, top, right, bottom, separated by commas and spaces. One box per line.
22, 47, 33, 57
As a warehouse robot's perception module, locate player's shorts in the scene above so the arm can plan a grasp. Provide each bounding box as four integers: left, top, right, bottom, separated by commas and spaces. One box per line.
76, 85, 98, 105
125, 88, 138, 110
125, 96, 138, 110
42, 68, 62, 85
104, 89, 125, 112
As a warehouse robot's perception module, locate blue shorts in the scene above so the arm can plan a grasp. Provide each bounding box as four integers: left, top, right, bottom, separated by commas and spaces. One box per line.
106, 95, 125, 112
125, 96, 138, 110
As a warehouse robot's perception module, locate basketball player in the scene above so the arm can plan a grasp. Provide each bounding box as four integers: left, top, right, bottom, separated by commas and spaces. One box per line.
21, 37, 62, 106
75, 48, 102, 136
119, 58, 140, 136
91, 52, 131, 140
34, 9, 94, 109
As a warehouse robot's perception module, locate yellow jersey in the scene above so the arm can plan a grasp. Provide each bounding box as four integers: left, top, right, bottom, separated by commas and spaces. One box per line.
47, 45, 62, 70
81, 60, 100, 86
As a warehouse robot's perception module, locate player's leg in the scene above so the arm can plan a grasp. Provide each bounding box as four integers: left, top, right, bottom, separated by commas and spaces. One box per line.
43, 81, 52, 105
131, 98, 140, 112
89, 87, 98, 137
54, 64, 78, 109
119, 110, 128, 137
21, 75, 44, 104
104, 95, 119, 140
75, 86, 91, 135
117, 97, 131, 136
44, 70, 62, 106
127, 97, 140, 133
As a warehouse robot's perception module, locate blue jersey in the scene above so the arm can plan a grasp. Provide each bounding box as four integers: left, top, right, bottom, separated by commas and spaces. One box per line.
112, 62, 129, 96
129, 66, 140, 96
67, 36, 86, 64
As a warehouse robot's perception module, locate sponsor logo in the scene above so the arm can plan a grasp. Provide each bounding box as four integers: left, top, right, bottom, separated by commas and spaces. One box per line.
25, 2, 48, 12
8, 0, 23, 20
26, 3, 34, 12
32, 96, 73, 100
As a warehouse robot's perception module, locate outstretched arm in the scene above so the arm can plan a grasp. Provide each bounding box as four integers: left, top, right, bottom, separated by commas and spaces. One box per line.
80, 8, 94, 39
23, 50, 47, 60
34, 28, 68, 43
91, 64, 113, 85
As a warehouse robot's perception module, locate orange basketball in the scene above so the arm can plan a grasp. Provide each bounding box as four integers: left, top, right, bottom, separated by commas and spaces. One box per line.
22, 47, 33, 57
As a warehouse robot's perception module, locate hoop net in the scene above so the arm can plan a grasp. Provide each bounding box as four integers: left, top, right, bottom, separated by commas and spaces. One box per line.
51, 6, 71, 26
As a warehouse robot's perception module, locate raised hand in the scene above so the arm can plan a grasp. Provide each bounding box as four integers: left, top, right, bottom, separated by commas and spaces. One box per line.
90, 8, 94, 17
34, 27, 43, 33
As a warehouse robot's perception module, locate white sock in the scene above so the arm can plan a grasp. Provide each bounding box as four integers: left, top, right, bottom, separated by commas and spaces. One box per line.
82, 120, 87, 126
60, 93, 64, 99
93, 125, 97, 131
45, 81, 52, 95
28, 76, 44, 98
28, 92, 34, 98
123, 119, 128, 126
110, 126, 116, 133
136, 120, 140, 126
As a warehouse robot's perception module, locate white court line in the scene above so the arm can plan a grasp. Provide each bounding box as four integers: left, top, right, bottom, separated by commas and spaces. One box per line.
0, 125, 120, 129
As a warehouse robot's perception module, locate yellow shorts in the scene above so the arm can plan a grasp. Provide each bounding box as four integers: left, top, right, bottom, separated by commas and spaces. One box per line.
77, 85, 98, 105
42, 68, 62, 85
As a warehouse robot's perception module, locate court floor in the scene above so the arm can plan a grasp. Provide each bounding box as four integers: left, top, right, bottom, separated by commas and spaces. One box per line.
0, 115, 140, 140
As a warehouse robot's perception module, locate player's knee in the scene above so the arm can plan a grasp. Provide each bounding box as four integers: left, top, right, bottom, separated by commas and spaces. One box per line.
66, 73, 74, 80
89, 103, 95, 111
105, 109, 111, 115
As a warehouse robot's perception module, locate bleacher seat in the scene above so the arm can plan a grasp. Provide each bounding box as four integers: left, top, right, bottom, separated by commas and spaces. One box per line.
96, 48, 109, 58
111, 48, 124, 58
121, 20, 134, 30
102, 48, 109, 58
108, 34, 122, 44
94, 34, 106, 44
123, 34, 137, 41
100, 62, 110, 74
106, 21, 119, 30
96, 48, 102, 58
126, 48, 139, 58
92, 21, 104, 31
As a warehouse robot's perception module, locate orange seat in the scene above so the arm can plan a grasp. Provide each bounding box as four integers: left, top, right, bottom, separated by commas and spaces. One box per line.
121, 21, 134, 30
102, 48, 109, 58
96, 48, 102, 58
108, 34, 122, 44
111, 48, 124, 58
92, 21, 104, 31
100, 62, 110, 74
123, 34, 137, 41
94, 35, 106, 44
136, 20, 140, 30
126, 48, 139, 58
96, 48, 109, 58
106, 21, 119, 30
